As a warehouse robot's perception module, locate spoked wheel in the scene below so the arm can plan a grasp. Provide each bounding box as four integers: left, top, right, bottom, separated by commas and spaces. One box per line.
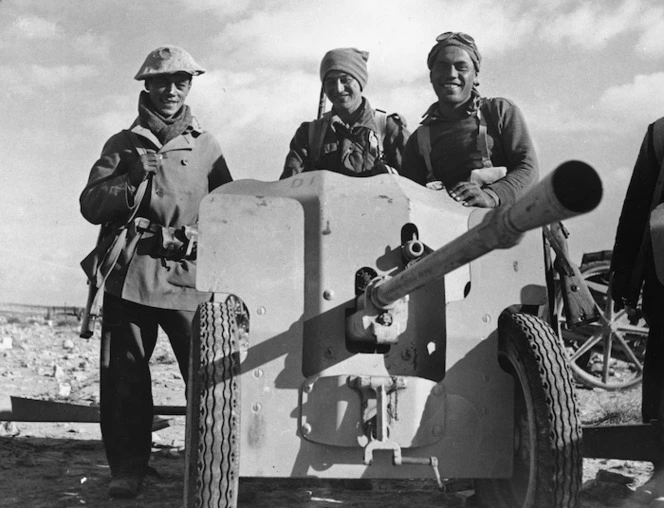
554, 260, 648, 390
185, 296, 248, 508
475, 311, 582, 508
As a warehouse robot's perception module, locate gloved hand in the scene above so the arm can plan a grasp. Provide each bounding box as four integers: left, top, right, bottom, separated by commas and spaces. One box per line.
128, 153, 160, 187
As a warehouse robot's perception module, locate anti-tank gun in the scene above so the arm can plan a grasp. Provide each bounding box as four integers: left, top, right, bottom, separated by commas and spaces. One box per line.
184, 161, 602, 508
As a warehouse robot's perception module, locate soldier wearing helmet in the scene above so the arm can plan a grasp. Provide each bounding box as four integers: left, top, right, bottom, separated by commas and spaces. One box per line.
79, 45, 232, 499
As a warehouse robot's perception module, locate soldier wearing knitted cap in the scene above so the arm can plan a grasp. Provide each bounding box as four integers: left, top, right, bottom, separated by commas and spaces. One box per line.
281, 47, 410, 179
79, 45, 232, 499
401, 32, 538, 208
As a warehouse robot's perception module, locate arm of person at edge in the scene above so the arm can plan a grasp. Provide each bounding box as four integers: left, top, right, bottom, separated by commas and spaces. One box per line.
400, 98, 538, 208
610, 125, 660, 310
280, 122, 311, 179
80, 132, 232, 225
80, 132, 148, 225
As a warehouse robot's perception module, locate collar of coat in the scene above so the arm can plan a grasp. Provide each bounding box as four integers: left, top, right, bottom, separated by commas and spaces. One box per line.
421, 94, 485, 125
327, 98, 379, 132
127, 115, 204, 151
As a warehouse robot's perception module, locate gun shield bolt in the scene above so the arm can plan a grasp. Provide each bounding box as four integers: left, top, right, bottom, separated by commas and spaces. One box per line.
482, 314, 491, 324
256, 306, 266, 316
251, 402, 262, 413
253, 368, 263, 378
323, 289, 335, 300
571, 285, 578, 291
376, 311, 393, 326
303, 382, 314, 393
324, 347, 334, 359
432, 384, 444, 396
401, 349, 412, 361
301, 423, 312, 436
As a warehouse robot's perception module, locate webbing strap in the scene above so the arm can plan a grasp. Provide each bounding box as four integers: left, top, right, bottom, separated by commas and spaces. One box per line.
417, 104, 492, 182
91, 132, 152, 304
477, 108, 492, 168
374, 109, 387, 152
308, 115, 329, 167
417, 125, 435, 183
308, 109, 389, 167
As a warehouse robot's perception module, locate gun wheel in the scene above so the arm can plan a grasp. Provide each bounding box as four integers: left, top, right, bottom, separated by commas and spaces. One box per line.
554, 259, 647, 390
475, 311, 582, 508
184, 298, 244, 508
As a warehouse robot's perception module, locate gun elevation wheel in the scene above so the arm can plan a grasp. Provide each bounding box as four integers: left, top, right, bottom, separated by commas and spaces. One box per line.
185, 298, 244, 508
475, 311, 582, 508
554, 259, 647, 390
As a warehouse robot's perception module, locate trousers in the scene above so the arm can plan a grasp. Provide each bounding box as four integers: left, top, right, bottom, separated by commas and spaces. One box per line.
100, 292, 195, 476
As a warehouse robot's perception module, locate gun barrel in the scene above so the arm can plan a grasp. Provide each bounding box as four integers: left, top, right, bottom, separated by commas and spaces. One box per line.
372, 161, 602, 308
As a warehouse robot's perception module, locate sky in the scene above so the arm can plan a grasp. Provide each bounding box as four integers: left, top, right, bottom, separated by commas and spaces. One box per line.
1, 0, 664, 306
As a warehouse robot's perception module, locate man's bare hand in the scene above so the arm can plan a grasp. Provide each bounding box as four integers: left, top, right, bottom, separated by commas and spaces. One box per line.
128, 153, 160, 186
448, 181, 497, 208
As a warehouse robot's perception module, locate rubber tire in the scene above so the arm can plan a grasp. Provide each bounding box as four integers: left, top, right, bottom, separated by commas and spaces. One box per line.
475, 311, 582, 508
184, 300, 241, 508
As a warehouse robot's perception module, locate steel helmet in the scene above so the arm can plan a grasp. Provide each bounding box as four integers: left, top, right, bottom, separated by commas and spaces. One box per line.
134, 45, 206, 81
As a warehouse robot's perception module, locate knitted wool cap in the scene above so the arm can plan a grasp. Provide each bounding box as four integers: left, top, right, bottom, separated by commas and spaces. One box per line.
427, 32, 481, 73
134, 45, 206, 81
319, 48, 369, 90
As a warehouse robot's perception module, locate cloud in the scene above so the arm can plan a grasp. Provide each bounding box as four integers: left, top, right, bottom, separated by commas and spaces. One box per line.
0, 63, 100, 96
538, 1, 642, 48
207, 0, 535, 86
11, 15, 61, 39
183, 0, 254, 16
524, 101, 611, 135
637, 6, 664, 58
30, 64, 99, 86
598, 72, 664, 127
72, 32, 112, 61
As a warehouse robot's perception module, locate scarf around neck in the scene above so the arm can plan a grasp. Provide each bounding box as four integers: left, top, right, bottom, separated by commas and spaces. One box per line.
138, 91, 193, 145
422, 88, 483, 123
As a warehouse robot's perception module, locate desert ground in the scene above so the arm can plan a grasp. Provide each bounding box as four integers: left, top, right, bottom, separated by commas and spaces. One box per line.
0, 307, 658, 507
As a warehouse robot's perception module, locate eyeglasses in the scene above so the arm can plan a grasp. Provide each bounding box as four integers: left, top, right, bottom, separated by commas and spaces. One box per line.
435, 32, 475, 45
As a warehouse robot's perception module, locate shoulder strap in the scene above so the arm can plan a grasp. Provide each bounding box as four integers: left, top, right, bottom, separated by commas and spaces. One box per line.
416, 102, 494, 183
307, 115, 329, 168
374, 109, 387, 143
416, 125, 435, 183
93, 133, 151, 282
477, 104, 492, 168
123, 131, 151, 220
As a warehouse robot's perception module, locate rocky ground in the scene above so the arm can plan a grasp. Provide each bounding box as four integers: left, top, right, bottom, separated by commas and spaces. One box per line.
0, 310, 658, 507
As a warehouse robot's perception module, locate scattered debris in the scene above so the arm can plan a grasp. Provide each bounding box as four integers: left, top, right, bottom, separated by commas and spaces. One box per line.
0, 421, 20, 437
